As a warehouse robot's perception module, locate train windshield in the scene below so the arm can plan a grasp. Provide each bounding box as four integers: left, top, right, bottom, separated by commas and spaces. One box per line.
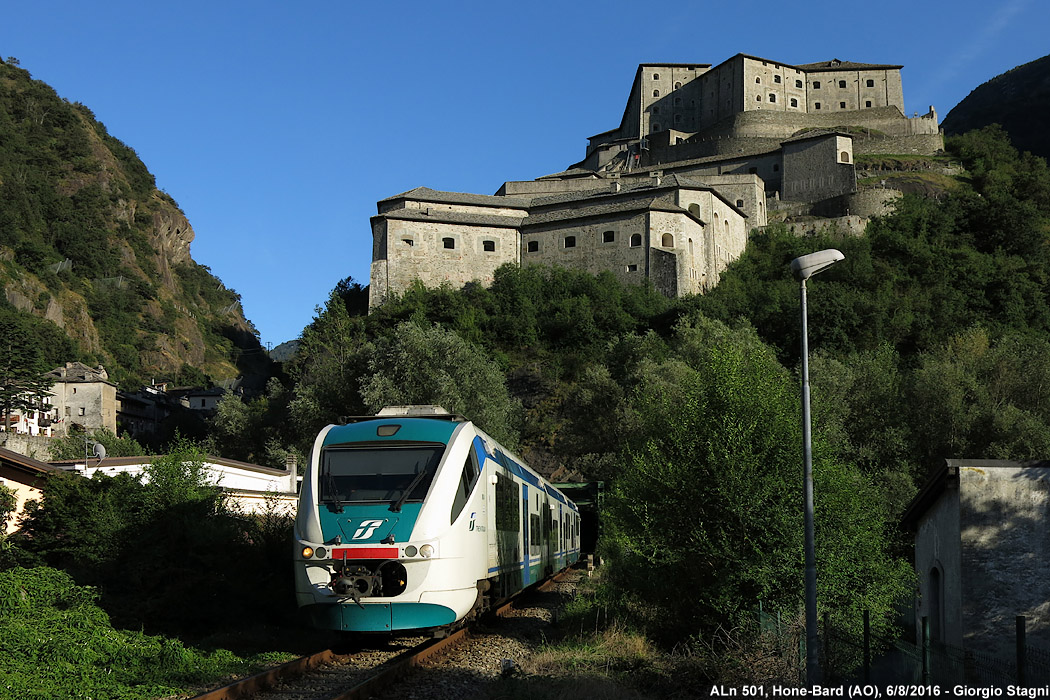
320, 444, 445, 508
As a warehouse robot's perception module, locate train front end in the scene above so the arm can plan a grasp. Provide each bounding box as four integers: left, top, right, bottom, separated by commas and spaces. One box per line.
293, 412, 481, 633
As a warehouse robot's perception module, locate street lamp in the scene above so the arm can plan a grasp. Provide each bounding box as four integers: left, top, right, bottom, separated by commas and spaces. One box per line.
789, 248, 844, 687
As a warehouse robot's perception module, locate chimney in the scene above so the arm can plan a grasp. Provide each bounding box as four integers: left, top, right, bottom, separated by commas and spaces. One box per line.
285, 454, 298, 473
650, 170, 663, 187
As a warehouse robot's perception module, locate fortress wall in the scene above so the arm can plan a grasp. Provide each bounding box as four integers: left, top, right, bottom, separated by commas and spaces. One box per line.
844, 188, 902, 217
854, 133, 945, 155
370, 217, 519, 309
521, 211, 650, 289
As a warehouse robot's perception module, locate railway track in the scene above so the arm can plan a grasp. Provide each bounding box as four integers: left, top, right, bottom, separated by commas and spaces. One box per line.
187, 568, 580, 700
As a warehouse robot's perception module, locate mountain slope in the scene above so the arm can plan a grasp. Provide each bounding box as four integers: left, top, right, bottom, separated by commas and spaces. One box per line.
942, 54, 1050, 161
0, 58, 269, 389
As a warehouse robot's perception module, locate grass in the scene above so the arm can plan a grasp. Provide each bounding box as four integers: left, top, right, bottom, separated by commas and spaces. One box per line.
0, 566, 297, 700
478, 571, 711, 699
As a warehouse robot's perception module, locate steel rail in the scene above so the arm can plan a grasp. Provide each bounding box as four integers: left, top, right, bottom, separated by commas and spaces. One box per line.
188, 567, 576, 700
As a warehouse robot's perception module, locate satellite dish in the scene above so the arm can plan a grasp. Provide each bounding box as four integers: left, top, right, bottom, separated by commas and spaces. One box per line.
92, 442, 107, 464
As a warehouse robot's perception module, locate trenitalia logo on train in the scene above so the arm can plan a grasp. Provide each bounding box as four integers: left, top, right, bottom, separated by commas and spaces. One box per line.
293, 405, 582, 633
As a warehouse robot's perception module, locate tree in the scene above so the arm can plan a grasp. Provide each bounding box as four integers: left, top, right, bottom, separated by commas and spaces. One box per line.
360, 321, 522, 448
601, 314, 912, 638
48, 427, 146, 461
0, 311, 55, 430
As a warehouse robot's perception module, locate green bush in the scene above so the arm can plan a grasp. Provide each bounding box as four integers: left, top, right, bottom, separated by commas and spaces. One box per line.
0, 566, 283, 699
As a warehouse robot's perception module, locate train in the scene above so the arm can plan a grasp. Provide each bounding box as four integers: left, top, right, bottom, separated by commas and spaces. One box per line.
293, 405, 582, 633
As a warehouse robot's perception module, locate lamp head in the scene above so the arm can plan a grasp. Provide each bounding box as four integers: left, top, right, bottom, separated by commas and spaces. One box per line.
790, 249, 844, 281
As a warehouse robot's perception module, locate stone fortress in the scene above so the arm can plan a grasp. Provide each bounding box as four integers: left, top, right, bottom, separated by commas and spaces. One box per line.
369, 53, 943, 308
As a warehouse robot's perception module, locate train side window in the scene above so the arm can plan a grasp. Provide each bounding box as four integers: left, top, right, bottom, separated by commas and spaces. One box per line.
450, 452, 481, 524
494, 474, 519, 532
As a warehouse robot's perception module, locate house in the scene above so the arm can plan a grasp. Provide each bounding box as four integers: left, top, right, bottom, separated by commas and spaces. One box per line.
45, 362, 118, 436
48, 453, 299, 515
901, 459, 1050, 662
0, 446, 59, 534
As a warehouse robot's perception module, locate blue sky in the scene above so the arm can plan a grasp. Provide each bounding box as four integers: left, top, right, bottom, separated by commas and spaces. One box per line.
4, 0, 1047, 348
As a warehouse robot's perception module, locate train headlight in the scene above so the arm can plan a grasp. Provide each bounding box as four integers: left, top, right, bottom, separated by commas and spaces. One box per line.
404, 545, 418, 557
419, 544, 434, 558
301, 546, 314, 559
315, 547, 327, 559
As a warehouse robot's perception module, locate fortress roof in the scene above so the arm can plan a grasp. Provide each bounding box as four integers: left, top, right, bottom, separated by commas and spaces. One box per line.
522, 196, 696, 228
796, 58, 903, 71
373, 208, 523, 229
379, 186, 531, 211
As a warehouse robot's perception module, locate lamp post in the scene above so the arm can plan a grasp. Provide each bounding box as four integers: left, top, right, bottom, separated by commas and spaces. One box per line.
789, 248, 844, 687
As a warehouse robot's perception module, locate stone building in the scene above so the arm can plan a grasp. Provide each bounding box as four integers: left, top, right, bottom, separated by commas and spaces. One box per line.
583, 54, 934, 172
370, 174, 749, 309
45, 362, 118, 436
901, 460, 1050, 663
368, 54, 936, 307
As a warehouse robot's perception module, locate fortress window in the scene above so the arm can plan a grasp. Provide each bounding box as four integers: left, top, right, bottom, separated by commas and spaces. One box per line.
674, 97, 682, 105
748, 167, 758, 174
756, 95, 762, 102
527, 241, 539, 253
866, 79, 875, 87
865, 100, 872, 108
652, 123, 660, 132
627, 264, 638, 272
736, 199, 744, 207
769, 94, 776, 103
661, 233, 674, 247
840, 151, 850, 163
773, 164, 780, 172
630, 233, 642, 248
839, 101, 846, 109
774, 75, 781, 83
755, 77, 761, 84
653, 73, 660, 80
790, 98, 798, 108
795, 79, 803, 88
813, 81, 821, 89
653, 89, 660, 97
402, 238, 414, 246
814, 102, 821, 110
674, 114, 682, 124
564, 236, 576, 248
442, 237, 455, 249
652, 107, 660, 115
674, 81, 682, 89
483, 240, 496, 252
603, 231, 615, 243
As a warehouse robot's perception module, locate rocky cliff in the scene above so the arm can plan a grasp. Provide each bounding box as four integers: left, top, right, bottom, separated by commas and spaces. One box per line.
0, 58, 269, 388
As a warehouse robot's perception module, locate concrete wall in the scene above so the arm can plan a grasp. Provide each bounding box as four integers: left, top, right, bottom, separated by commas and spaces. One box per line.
914, 482, 964, 647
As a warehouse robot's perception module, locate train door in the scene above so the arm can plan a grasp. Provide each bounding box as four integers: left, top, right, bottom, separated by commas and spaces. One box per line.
522, 483, 531, 586
540, 492, 553, 577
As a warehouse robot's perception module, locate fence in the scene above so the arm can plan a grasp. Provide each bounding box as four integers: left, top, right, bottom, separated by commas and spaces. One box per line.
755, 605, 1050, 688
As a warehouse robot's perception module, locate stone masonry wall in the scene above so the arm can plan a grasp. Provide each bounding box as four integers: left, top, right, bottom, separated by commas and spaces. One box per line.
959, 466, 1050, 660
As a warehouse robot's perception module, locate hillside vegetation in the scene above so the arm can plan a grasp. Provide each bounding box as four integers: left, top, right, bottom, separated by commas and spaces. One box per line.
0, 58, 268, 389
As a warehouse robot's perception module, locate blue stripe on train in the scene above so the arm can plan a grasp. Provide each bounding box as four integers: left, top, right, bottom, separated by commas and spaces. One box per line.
305, 602, 457, 631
